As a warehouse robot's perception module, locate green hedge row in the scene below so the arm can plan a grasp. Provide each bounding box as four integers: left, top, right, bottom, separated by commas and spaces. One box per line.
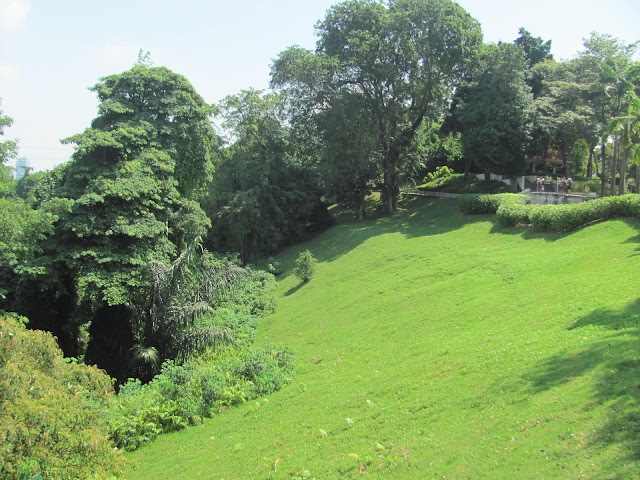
457, 193, 530, 215
495, 194, 640, 232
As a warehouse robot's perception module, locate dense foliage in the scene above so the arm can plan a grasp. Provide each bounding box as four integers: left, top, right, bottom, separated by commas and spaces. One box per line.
0, 314, 122, 479
272, 0, 482, 213
457, 193, 530, 215
109, 343, 294, 451
457, 43, 534, 191
204, 90, 332, 261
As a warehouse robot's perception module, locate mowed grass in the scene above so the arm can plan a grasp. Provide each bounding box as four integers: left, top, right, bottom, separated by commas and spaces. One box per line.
125, 197, 640, 479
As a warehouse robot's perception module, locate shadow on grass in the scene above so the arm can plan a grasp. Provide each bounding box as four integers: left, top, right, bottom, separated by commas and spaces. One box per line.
272, 195, 490, 272
523, 299, 640, 473
284, 282, 304, 297
489, 216, 640, 244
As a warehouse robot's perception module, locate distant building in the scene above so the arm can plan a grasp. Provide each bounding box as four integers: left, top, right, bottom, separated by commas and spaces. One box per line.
15, 157, 30, 180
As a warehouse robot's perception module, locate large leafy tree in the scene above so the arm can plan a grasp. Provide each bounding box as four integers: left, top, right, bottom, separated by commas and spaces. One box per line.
533, 59, 598, 177
0, 104, 56, 308
204, 89, 331, 261
272, 0, 481, 214
514, 27, 553, 98
24, 64, 217, 359
457, 43, 534, 191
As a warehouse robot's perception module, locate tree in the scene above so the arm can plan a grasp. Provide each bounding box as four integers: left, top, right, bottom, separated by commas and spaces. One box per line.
580, 33, 639, 194
129, 240, 245, 381
514, 27, 553, 98
293, 249, 317, 283
457, 43, 534, 191
318, 91, 380, 219
21, 64, 216, 361
204, 90, 331, 261
533, 59, 597, 177
272, 0, 481, 214
0, 99, 18, 197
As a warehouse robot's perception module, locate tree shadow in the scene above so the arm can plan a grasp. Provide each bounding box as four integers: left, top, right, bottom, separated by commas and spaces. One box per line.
522, 299, 640, 473
284, 282, 304, 297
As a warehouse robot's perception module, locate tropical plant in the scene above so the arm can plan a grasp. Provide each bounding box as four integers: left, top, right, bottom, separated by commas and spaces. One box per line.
129, 239, 246, 380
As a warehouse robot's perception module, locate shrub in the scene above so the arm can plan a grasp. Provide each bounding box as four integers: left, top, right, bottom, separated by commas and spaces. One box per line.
458, 193, 530, 215
528, 194, 640, 232
496, 203, 538, 227
423, 165, 454, 184
418, 173, 511, 194
293, 250, 317, 283
0, 315, 123, 479
492, 194, 640, 232
108, 344, 295, 451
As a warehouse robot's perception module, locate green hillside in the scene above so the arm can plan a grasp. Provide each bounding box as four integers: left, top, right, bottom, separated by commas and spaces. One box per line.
125, 197, 640, 479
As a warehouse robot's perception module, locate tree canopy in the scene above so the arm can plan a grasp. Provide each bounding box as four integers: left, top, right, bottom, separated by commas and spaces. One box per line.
272, 0, 482, 213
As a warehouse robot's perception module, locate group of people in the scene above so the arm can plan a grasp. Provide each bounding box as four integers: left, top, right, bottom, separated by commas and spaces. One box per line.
558, 176, 573, 194
535, 176, 573, 194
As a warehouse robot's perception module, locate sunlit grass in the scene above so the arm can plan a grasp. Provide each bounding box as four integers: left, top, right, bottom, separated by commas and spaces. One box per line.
125, 197, 640, 479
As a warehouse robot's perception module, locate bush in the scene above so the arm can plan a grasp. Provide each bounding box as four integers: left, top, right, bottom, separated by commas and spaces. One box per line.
493, 194, 640, 232
458, 193, 530, 215
418, 173, 511, 194
496, 203, 539, 227
423, 165, 454, 184
108, 344, 295, 451
0, 314, 123, 479
293, 250, 317, 283
529, 194, 640, 232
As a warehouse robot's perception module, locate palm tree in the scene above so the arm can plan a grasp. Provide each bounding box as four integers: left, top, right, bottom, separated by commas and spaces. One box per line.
609, 90, 640, 194
129, 239, 245, 380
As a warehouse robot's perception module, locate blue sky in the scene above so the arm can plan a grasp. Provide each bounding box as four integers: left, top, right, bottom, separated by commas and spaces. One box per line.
1, 0, 638, 172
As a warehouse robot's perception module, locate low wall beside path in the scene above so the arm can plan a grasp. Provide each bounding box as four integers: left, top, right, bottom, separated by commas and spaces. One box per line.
406, 189, 596, 204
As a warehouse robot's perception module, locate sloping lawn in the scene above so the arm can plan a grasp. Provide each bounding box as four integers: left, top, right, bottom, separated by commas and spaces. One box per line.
125, 197, 640, 479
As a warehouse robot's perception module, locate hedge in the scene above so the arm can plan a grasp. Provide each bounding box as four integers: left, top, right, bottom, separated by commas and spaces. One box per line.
493, 194, 640, 232
457, 193, 530, 215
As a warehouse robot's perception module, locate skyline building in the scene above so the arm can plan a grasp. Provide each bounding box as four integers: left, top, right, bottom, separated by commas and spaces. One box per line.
15, 157, 31, 180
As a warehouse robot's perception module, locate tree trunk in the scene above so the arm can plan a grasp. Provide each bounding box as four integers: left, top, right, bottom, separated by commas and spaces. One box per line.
586, 141, 594, 178
600, 137, 607, 196
619, 147, 628, 195
509, 175, 518, 193
382, 145, 400, 214
355, 194, 365, 220
610, 136, 618, 196
463, 155, 472, 182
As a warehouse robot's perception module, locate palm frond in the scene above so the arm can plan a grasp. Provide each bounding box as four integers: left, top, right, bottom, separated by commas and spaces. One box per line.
176, 325, 234, 361
131, 344, 159, 368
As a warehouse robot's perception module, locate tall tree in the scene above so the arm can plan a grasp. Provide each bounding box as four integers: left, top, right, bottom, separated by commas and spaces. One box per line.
25, 64, 216, 360
272, 0, 481, 214
204, 90, 331, 261
457, 43, 534, 191
580, 33, 639, 194
533, 59, 597, 176
514, 27, 553, 98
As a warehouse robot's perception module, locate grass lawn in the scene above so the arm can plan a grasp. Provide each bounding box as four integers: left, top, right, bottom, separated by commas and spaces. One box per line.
125, 197, 640, 479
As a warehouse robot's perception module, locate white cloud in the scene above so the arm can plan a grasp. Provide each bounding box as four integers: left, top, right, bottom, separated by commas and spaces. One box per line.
0, 0, 30, 31
0, 62, 20, 82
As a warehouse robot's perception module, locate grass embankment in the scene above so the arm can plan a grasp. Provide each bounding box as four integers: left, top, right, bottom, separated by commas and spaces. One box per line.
125, 197, 640, 479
